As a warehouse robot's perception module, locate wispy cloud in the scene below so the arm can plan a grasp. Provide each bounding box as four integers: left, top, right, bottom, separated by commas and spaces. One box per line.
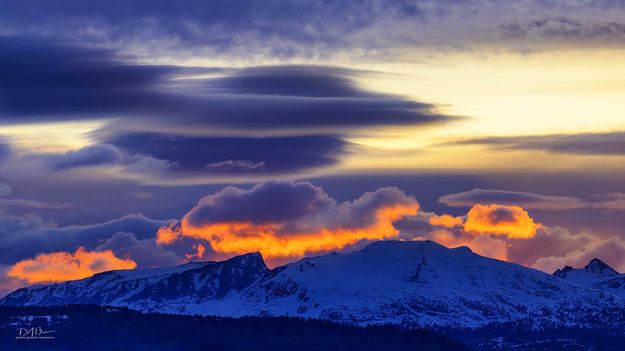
456, 132, 625, 156
439, 188, 625, 211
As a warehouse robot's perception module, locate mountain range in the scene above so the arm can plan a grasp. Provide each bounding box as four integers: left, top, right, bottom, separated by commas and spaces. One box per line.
2, 240, 625, 332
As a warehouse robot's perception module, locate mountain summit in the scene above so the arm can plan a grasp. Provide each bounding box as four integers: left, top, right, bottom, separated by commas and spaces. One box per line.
554, 258, 619, 282
2, 240, 625, 330
553, 258, 624, 298
585, 258, 619, 275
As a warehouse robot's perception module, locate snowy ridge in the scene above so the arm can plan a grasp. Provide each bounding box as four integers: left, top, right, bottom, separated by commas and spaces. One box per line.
2, 240, 625, 329
553, 258, 625, 298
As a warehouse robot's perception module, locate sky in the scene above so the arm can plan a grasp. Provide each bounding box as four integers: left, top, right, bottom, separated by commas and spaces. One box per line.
2, 0, 625, 295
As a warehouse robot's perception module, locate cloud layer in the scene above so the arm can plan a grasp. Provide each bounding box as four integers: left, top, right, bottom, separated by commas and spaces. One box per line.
0, 36, 456, 180
2, 1, 625, 61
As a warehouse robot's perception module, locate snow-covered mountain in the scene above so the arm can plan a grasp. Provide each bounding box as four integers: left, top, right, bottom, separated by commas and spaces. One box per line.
2, 240, 625, 330
553, 258, 625, 298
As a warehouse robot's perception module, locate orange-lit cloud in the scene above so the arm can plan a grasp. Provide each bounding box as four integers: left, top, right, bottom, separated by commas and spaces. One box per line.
157, 181, 419, 265
464, 204, 538, 239
429, 214, 463, 228
7, 247, 137, 284
160, 205, 417, 263
409, 204, 540, 262
185, 243, 206, 261
466, 235, 508, 261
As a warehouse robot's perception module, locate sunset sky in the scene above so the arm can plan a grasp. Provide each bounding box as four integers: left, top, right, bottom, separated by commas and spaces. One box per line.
2, 0, 625, 295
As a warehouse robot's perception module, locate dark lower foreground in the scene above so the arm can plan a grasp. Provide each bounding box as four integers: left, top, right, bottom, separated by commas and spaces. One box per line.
1, 306, 624, 351
0, 305, 468, 351
438, 322, 625, 351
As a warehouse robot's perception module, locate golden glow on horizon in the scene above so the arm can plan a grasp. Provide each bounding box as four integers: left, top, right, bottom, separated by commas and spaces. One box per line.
356, 48, 625, 136
0, 120, 108, 153
340, 48, 625, 172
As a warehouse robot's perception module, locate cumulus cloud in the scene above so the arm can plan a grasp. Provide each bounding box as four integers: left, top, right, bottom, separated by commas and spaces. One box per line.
7, 247, 137, 284
464, 204, 538, 239
96, 231, 181, 268
429, 214, 463, 228
0, 213, 167, 265
402, 204, 625, 273
1, 178, 624, 293
0, 264, 30, 297
157, 180, 419, 264
185, 243, 207, 261
402, 204, 538, 260
505, 225, 625, 273
531, 236, 625, 273
0, 211, 194, 291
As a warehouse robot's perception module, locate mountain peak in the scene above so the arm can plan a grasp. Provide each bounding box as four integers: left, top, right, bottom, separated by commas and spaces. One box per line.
553, 266, 574, 278
553, 258, 619, 285
226, 251, 267, 267
584, 258, 618, 275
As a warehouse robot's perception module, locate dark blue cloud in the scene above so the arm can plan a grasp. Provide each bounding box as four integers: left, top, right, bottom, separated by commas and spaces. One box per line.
0, 35, 456, 178
185, 180, 334, 226
0, 35, 455, 131
181, 180, 417, 232
208, 66, 365, 97
95, 231, 181, 267
0, 36, 182, 120
105, 133, 348, 173
0, 213, 168, 265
